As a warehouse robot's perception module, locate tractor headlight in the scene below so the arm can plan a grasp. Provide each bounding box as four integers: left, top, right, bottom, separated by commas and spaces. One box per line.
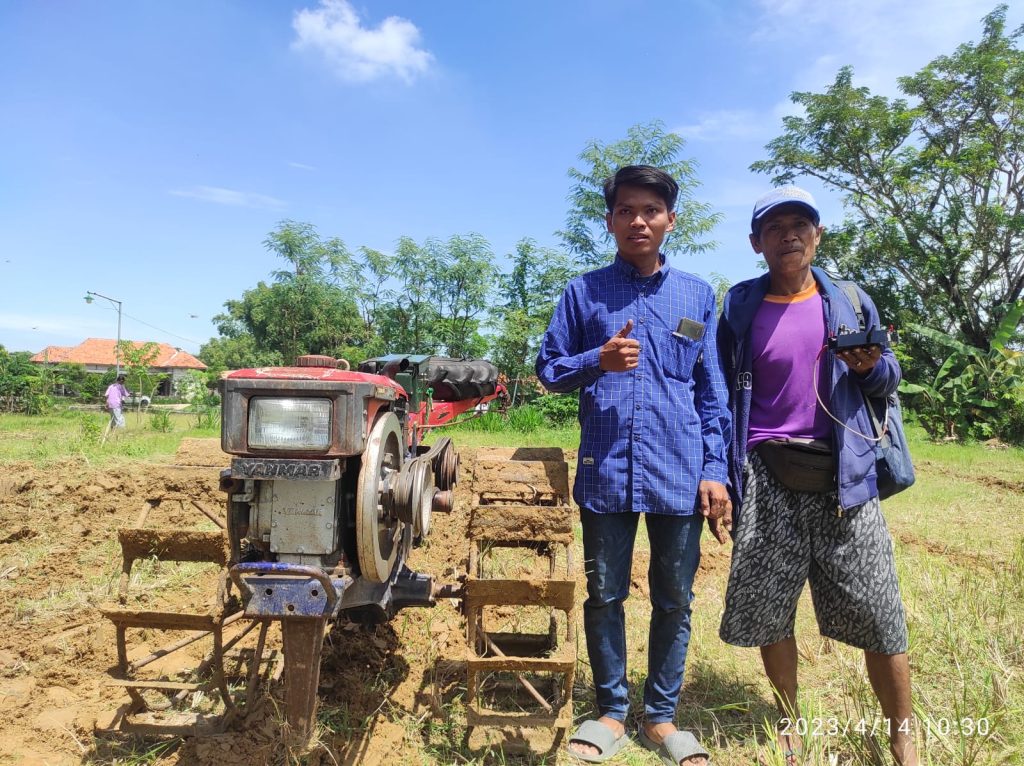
248, 398, 331, 450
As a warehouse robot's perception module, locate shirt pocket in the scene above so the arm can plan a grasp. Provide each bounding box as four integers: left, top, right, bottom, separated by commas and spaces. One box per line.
659, 328, 701, 381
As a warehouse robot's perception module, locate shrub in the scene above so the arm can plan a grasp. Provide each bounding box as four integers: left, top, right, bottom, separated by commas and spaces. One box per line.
995, 394, 1024, 445
195, 407, 220, 430
148, 410, 173, 433
535, 393, 578, 425
78, 414, 102, 446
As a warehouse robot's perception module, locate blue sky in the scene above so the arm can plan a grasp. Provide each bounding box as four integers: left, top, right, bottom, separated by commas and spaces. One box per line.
2, 0, 1019, 356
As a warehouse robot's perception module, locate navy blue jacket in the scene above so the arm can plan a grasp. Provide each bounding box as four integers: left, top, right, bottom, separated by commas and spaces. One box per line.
717, 267, 900, 519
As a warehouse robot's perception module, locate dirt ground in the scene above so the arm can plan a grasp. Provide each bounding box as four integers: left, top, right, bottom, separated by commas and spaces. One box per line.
0, 439, 732, 766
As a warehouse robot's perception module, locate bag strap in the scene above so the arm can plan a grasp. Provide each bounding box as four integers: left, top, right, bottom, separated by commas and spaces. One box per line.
863, 392, 891, 447
837, 280, 866, 331
820, 278, 890, 443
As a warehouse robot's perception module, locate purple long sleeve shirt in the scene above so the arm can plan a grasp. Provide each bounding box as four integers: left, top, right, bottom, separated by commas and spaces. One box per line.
106, 382, 128, 409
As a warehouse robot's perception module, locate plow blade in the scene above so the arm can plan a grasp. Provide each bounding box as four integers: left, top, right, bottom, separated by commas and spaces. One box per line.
280, 618, 329, 736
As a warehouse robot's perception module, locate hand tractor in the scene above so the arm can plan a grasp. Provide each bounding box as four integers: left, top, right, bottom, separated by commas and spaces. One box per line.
99, 353, 576, 748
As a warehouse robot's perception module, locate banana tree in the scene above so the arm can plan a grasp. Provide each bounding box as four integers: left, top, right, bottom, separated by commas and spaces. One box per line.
900, 302, 1023, 440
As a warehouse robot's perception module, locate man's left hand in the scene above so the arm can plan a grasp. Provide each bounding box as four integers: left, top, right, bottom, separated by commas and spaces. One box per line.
697, 480, 731, 520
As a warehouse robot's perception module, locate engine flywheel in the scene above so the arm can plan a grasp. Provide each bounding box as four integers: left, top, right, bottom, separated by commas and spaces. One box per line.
355, 412, 405, 583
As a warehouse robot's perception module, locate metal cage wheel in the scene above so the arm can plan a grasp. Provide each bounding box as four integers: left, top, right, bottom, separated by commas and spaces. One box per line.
356, 412, 404, 583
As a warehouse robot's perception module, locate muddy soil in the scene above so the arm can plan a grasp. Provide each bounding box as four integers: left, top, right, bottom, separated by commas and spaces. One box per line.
0, 441, 730, 766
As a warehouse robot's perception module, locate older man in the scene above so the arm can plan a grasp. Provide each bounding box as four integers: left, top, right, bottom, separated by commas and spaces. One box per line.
715, 187, 918, 766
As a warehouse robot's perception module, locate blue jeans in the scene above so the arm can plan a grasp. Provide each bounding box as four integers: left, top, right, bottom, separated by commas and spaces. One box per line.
580, 508, 703, 723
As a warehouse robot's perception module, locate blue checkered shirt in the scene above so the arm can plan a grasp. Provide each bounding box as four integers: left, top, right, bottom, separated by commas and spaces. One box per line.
536, 255, 730, 515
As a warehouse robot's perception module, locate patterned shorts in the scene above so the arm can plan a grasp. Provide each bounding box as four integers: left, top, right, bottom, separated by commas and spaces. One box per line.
719, 452, 908, 654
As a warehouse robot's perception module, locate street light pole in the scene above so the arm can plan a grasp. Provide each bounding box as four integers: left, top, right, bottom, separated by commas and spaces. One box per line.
84, 291, 123, 377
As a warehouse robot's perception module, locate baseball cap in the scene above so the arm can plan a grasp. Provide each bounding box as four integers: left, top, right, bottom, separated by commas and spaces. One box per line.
751, 186, 820, 232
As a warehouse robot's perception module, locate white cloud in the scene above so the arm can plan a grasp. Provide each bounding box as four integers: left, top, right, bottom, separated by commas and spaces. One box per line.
673, 110, 769, 142
169, 186, 287, 210
753, 0, 1012, 95
292, 0, 434, 84
288, 161, 317, 171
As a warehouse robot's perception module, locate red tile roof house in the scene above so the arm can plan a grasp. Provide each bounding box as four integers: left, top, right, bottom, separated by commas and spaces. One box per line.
31, 338, 206, 396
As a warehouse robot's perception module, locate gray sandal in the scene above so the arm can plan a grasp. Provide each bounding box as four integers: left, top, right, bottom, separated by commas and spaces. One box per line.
568, 719, 631, 763
638, 728, 711, 766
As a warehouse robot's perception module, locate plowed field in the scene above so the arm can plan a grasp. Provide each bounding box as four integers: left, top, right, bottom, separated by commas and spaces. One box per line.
1, 440, 736, 765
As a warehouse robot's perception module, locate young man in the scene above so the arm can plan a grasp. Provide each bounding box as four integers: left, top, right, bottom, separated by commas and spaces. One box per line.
715, 187, 918, 766
105, 374, 130, 429
537, 165, 730, 765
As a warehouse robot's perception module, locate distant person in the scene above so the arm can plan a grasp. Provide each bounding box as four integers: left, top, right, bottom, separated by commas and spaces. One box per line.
105, 374, 129, 429
715, 186, 918, 766
537, 165, 730, 765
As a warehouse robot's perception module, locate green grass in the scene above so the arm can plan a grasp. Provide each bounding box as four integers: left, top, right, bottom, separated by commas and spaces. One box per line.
0, 408, 219, 465
428, 416, 580, 450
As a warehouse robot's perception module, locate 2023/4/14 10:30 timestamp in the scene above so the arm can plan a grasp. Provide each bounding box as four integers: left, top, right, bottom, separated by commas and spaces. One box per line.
779, 716, 991, 738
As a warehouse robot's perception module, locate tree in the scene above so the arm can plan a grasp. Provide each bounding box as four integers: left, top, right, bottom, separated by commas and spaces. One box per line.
489, 238, 575, 398
205, 221, 363, 367
375, 236, 442, 356
374, 234, 496, 358
265, 220, 353, 282
0, 346, 50, 414
559, 120, 720, 270
426, 233, 496, 358
753, 6, 1024, 353
199, 332, 281, 375
176, 369, 221, 429
347, 246, 396, 358
117, 341, 165, 400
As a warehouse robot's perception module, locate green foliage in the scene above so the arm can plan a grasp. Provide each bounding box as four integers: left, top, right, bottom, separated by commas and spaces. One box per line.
707, 272, 733, 309
148, 410, 173, 432
559, 120, 721, 270
999, 393, 1024, 445
199, 333, 280, 374
204, 220, 363, 368
375, 234, 496, 359
505, 404, 545, 433
117, 341, 166, 398
488, 239, 575, 394
440, 405, 547, 434
50, 362, 92, 399
900, 302, 1024, 441
175, 370, 221, 428
449, 410, 506, 432
754, 6, 1024, 357
0, 347, 51, 413
76, 413, 102, 446
203, 223, 498, 369
534, 392, 578, 425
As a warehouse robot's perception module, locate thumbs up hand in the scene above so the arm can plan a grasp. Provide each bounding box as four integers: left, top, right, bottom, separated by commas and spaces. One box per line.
599, 319, 640, 371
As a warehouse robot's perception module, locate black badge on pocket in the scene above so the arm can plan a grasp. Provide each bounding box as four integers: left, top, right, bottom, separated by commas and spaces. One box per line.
673, 318, 705, 341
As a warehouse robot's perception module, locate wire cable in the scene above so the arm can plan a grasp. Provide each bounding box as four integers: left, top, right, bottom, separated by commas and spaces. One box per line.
122, 312, 204, 348
812, 344, 886, 443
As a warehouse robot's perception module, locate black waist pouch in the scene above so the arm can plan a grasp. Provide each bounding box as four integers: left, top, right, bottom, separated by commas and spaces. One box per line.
755, 439, 835, 494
